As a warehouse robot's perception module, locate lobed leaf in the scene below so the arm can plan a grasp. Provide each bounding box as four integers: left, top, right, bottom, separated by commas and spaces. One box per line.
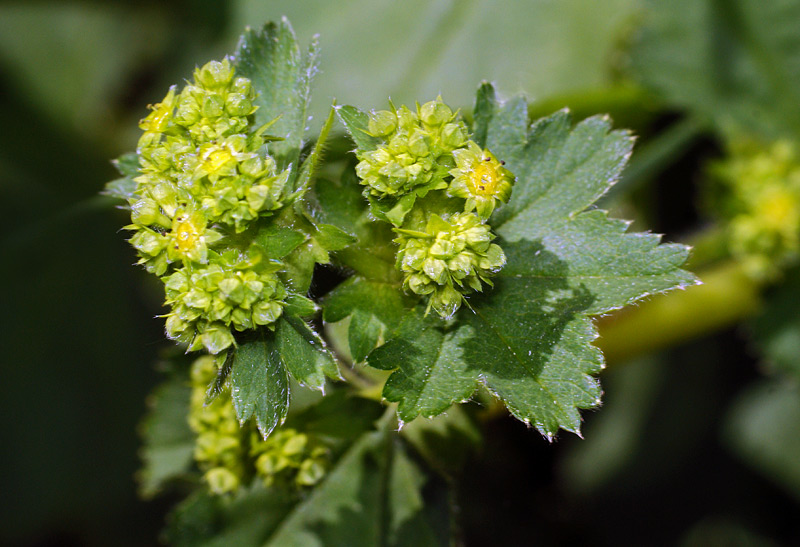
365, 85, 698, 438
335, 105, 381, 152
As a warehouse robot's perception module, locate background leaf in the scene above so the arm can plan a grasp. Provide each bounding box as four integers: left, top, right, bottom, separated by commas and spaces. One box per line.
233, 0, 639, 127
631, 0, 800, 141
137, 366, 195, 498
750, 267, 800, 380
724, 379, 800, 501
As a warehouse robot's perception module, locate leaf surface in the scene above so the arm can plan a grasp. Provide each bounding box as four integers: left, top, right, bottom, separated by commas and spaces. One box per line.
235, 18, 319, 174
323, 276, 413, 363
230, 331, 290, 438
750, 267, 800, 380
230, 317, 341, 438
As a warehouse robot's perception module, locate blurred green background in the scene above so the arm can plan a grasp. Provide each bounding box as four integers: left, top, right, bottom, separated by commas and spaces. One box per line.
2, 1, 799, 545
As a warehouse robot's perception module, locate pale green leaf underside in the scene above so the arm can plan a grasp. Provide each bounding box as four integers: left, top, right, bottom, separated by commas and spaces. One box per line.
368, 85, 697, 438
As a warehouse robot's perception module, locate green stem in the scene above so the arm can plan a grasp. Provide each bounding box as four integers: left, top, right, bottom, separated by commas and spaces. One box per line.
597, 260, 762, 365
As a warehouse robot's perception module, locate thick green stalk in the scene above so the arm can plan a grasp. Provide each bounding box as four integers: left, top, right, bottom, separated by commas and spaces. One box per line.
597, 260, 762, 365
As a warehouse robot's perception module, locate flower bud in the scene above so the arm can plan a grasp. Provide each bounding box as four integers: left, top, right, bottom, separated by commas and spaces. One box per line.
368, 110, 397, 137
419, 99, 452, 127
195, 59, 235, 90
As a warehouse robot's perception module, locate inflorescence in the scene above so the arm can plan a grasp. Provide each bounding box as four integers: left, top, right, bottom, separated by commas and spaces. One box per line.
126, 59, 291, 354
353, 98, 515, 318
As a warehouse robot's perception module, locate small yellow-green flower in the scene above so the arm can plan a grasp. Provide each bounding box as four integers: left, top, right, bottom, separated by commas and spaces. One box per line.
449, 141, 514, 219
395, 212, 506, 318
165, 209, 222, 263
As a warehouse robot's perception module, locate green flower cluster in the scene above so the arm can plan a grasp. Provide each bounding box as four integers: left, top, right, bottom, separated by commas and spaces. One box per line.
355, 98, 469, 198
396, 213, 506, 318
354, 98, 515, 318
251, 428, 329, 489
714, 140, 800, 279
189, 355, 248, 495
126, 58, 293, 353
189, 356, 329, 495
164, 250, 287, 354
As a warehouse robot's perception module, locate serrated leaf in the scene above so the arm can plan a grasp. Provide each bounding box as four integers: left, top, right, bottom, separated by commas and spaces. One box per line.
347, 310, 385, 364
315, 223, 357, 252
471, 81, 497, 148
295, 105, 336, 194
137, 373, 195, 498
336, 105, 381, 151
230, 318, 341, 438
276, 316, 342, 387
323, 276, 414, 363
369, 309, 478, 422
102, 176, 137, 203
103, 153, 139, 202
284, 294, 319, 318
631, 0, 800, 140
230, 331, 290, 438
253, 224, 307, 260
234, 18, 319, 174
367, 87, 697, 438
113, 152, 140, 177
